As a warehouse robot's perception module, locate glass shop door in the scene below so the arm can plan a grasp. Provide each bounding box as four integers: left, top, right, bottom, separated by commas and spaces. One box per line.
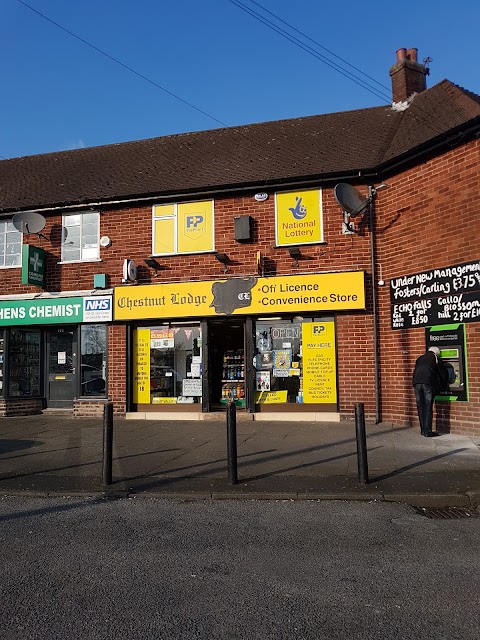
46, 326, 78, 408
207, 319, 246, 411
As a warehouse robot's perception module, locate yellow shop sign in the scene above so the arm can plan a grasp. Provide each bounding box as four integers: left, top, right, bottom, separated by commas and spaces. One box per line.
114, 271, 365, 320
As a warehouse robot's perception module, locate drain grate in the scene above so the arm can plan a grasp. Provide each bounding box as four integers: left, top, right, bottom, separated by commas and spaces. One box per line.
415, 506, 480, 519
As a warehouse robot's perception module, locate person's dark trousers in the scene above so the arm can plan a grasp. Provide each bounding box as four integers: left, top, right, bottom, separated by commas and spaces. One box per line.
414, 383, 435, 435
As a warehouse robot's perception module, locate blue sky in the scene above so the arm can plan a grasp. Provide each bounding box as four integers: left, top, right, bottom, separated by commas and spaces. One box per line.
2, 0, 480, 159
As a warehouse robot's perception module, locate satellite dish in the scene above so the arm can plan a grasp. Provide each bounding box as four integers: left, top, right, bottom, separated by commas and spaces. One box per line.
123, 259, 137, 282
334, 183, 370, 218
12, 211, 47, 234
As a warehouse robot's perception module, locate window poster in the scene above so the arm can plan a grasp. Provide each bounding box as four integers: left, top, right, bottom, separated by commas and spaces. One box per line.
273, 349, 292, 378
256, 371, 271, 391
153, 200, 214, 255
133, 328, 150, 403
150, 329, 174, 349
302, 322, 337, 404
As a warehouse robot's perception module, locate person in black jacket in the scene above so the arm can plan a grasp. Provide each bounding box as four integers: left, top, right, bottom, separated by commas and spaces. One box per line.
412, 346, 449, 437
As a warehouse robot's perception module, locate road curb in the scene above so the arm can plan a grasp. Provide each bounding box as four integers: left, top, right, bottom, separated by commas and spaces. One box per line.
382, 493, 472, 508
1, 488, 476, 508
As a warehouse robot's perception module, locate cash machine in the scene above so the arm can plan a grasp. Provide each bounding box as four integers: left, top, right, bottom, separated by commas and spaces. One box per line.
426, 324, 468, 401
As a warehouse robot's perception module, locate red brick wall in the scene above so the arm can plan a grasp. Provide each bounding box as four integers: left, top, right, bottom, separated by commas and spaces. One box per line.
108, 324, 127, 414
375, 138, 480, 434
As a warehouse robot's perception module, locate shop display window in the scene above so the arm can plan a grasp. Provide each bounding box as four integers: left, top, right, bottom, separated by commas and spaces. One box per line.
8, 329, 41, 397
254, 320, 303, 404
254, 318, 337, 405
133, 324, 202, 405
80, 325, 107, 396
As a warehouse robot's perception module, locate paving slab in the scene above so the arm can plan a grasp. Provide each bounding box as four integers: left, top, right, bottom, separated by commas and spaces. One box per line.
0, 415, 479, 507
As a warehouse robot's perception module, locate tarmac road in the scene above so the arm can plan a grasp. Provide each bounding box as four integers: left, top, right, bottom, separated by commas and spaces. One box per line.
1, 497, 479, 640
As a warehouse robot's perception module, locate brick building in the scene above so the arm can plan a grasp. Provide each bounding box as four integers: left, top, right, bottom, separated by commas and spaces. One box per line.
0, 48, 479, 435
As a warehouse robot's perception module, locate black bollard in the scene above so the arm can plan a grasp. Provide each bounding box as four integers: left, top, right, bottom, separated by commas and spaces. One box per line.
354, 403, 369, 484
226, 400, 238, 485
102, 402, 114, 486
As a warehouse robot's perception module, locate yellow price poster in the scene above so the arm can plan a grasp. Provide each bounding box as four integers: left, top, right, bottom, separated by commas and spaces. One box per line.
152, 397, 177, 404
302, 322, 337, 404
133, 329, 150, 403
255, 390, 288, 404
275, 188, 323, 247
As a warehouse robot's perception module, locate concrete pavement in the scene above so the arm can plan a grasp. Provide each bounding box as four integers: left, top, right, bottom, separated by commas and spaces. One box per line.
0, 413, 479, 507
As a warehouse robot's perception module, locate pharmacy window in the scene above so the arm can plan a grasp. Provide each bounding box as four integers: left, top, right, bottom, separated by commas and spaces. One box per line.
61, 211, 100, 262
8, 329, 42, 397
0, 220, 22, 268
152, 201, 214, 256
80, 324, 107, 397
0, 332, 4, 397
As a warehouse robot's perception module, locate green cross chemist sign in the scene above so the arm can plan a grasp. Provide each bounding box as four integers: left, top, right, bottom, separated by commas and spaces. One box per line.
22, 244, 45, 287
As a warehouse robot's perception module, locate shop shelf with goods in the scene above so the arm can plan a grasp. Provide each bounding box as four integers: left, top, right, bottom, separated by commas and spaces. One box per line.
220, 349, 245, 407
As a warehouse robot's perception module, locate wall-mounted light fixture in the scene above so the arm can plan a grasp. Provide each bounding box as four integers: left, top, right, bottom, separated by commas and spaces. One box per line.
288, 246, 301, 267
144, 257, 162, 276
256, 251, 264, 277
214, 252, 230, 273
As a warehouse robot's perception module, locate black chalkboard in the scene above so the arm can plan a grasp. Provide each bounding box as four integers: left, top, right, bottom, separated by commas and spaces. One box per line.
390, 260, 480, 330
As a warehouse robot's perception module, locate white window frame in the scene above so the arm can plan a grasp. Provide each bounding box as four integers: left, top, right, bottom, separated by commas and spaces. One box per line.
60, 211, 101, 263
0, 220, 23, 268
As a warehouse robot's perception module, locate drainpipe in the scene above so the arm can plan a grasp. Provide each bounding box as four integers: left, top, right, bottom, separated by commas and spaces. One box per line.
368, 185, 381, 424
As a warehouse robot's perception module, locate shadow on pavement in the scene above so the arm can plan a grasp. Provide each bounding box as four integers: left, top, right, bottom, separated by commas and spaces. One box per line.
0, 439, 41, 454
371, 448, 469, 482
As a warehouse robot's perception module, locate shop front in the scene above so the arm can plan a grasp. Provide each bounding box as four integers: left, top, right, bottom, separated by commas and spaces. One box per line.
0, 294, 112, 414
115, 272, 366, 420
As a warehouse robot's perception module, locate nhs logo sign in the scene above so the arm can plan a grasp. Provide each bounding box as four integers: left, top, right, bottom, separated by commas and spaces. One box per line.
83, 296, 112, 322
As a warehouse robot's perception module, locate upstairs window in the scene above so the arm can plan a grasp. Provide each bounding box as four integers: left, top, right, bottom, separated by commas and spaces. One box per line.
61, 211, 100, 262
152, 200, 214, 256
0, 220, 22, 267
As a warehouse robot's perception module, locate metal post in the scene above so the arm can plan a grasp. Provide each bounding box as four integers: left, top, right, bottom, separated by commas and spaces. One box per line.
226, 400, 238, 485
355, 403, 369, 484
102, 402, 114, 486
368, 186, 381, 424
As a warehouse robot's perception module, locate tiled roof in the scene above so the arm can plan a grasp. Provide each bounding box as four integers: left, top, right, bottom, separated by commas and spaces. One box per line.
0, 80, 479, 214
381, 80, 480, 162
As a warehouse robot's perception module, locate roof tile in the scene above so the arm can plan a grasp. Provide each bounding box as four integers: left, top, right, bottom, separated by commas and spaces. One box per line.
0, 80, 479, 213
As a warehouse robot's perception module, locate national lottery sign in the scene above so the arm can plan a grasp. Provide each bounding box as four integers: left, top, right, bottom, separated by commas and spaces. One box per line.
114, 272, 365, 320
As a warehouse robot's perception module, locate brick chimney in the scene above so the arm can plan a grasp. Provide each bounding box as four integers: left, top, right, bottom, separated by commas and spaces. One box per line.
389, 48, 428, 104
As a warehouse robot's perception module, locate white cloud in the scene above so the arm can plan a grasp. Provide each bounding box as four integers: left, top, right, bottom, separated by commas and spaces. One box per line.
63, 139, 86, 151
